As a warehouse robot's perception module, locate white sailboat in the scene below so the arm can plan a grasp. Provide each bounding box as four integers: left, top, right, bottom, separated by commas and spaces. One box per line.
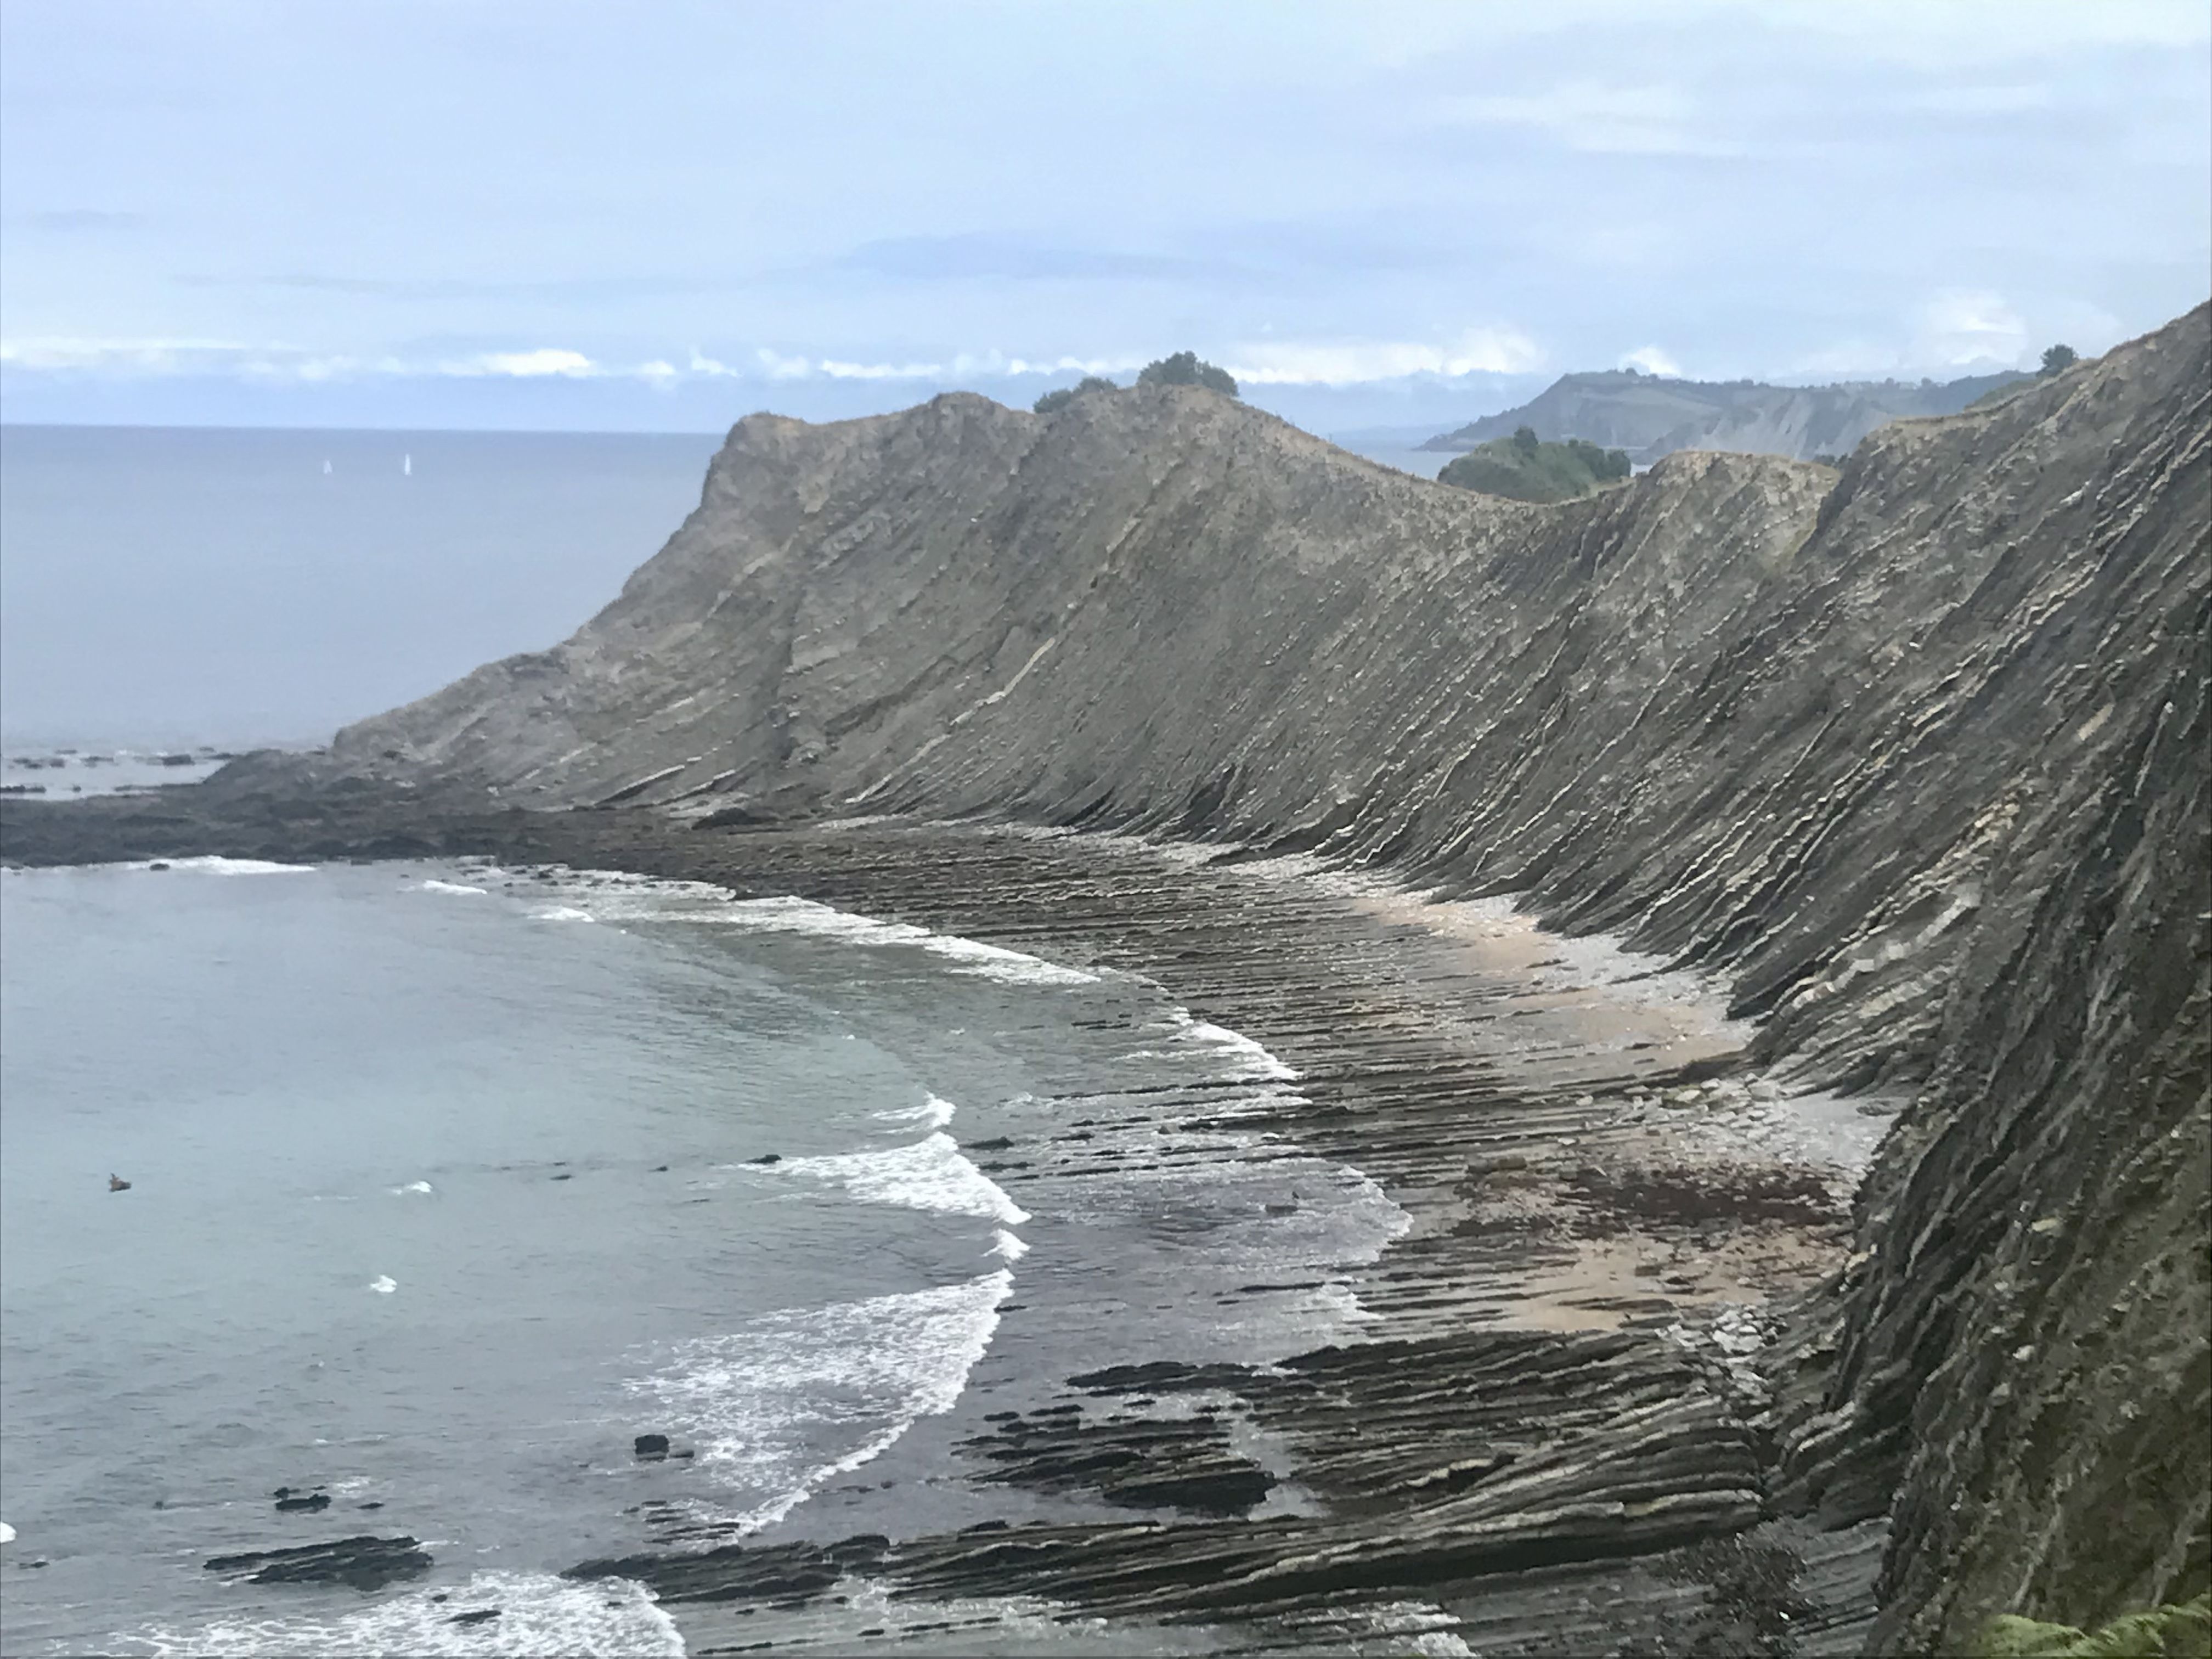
323, 459, 332, 475
402, 453, 412, 477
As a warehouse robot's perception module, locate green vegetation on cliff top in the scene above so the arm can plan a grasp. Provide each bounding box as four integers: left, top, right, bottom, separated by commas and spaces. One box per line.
1438, 426, 1633, 504
1979, 1591, 2210, 1657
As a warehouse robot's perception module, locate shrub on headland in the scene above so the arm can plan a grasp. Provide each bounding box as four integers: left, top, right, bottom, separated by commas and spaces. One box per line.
1033, 376, 1118, 415
1438, 431, 1632, 504
1136, 352, 1238, 397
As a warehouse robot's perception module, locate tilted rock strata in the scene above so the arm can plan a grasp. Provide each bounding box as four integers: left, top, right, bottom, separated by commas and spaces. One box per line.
14, 306, 2207, 1649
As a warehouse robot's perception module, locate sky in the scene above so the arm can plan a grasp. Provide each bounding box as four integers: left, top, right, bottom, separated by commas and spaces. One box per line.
2, 0, 2207, 437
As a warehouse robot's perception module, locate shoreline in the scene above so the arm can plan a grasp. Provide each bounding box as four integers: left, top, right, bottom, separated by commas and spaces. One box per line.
4, 786, 1888, 1652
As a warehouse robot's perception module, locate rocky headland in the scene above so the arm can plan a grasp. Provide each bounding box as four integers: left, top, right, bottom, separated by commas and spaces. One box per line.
5, 304, 2205, 1656
1419, 366, 2032, 466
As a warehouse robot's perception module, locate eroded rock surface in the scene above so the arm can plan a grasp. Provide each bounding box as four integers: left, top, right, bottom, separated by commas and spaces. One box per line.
7, 304, 2206, 1652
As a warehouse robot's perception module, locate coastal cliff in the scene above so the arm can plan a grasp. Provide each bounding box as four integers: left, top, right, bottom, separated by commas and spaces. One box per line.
8, 305, 2205, 1651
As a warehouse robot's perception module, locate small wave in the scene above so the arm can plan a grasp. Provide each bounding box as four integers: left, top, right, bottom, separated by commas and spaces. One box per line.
529, 906, 596, 922
777, 1132, 1029, 1226
627, 1270, 1012, 1535
419, 879, 488, 896
1169, 1009, 1300, 1081
369, 1276, 398, 1294
391, 1181, 434, 1196
120, 855, 314, 876
514, 878, 1097, 986
123, 1569, 682, 1658
986, 1229, 1030, 1262
873, 1094, 957, 1132
0, 1521, 14, 1544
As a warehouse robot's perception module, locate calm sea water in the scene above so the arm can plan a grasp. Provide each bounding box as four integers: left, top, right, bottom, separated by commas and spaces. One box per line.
0, 425, 723, 751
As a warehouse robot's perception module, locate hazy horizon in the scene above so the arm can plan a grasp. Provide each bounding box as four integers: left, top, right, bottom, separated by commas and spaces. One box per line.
5, 1, 2207, 435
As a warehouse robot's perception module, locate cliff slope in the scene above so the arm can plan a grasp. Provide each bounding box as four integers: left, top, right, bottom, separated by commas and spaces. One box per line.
236, 306, 2212, 1647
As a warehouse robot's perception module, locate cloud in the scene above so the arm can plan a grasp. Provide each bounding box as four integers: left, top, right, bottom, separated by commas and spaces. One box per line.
1911, 290, 2030, 367
1226, 329, 1544, 385
441, 347, 599, 378
0, 336, 253, 371
1430, 81, 1739, 156
1620, 346, 1683, 376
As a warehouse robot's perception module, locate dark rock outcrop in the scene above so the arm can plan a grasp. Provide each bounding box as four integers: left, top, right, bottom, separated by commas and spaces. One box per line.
203, 1534, 432, 1591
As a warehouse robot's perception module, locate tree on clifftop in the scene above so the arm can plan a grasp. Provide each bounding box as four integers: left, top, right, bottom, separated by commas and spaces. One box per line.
1034, 376, 1118, 415
1137, 351, 1238, 397
2039, 344, 2079, 376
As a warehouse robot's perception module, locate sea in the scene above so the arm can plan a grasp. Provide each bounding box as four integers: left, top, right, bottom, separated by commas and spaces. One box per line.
0, 428, 1412, 1655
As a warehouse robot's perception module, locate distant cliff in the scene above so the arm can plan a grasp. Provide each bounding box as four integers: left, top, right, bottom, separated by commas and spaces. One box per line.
129, 305, 2212, 1651
1420, 365, 2029, 464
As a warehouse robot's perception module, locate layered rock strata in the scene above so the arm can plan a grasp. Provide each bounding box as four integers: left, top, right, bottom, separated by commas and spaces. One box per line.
4, 304, 2205, 1651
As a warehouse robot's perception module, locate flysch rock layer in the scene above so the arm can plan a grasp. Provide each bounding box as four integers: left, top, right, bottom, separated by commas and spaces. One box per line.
4, 303, 2205, 1653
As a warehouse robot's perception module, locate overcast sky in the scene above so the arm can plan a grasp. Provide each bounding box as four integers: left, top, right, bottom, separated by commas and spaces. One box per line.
3, 0, 2206, 435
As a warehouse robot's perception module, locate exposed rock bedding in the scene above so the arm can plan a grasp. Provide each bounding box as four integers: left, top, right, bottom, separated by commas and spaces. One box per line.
5, 305, 2205, 1652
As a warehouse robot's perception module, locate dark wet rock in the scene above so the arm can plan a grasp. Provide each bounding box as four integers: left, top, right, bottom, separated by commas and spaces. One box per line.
567, 1533, 891, 1605
204, 1534, 432, 1591
748, 1152, 781, 1165
156, 753, 197, 766
550, 1172, 573, 1181
957, 1404, 1276, 1519
448, 1608, 499, 1626
968, 1136, 1014, 1152
634, 1434, 670, 1459
274, 1491, 330, 1513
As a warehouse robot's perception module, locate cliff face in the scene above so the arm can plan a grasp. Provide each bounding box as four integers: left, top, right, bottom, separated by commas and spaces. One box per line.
325, 307, 2208, 1649
1418, 366, 2031, 463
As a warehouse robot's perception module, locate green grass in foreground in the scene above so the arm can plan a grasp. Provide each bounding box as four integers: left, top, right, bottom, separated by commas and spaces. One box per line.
1978, 1592, 2211, 1657
1436, 428, 1633, 504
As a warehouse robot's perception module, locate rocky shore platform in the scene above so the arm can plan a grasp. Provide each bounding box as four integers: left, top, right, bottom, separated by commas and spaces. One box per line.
4, 788, 1892, 1654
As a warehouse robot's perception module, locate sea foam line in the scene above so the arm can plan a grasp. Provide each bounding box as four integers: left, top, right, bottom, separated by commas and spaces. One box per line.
116, 855, 315, 876
123, 1569, 684, 1658
506, 872, 1097, 987
773, 1131, 1030, 1227
627, 1269, 1015, 1536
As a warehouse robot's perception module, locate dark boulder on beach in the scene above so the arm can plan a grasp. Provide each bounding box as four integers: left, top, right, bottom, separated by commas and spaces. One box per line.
633, 1433, 670, 1459
204, 1534, 432, 1591
273, 1489, 330, 1513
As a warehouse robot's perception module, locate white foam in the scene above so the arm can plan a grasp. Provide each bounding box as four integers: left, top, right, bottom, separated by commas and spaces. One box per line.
120, 855, 314, 876
511, 877, 1098, 987
529, 906, 595, 922
627, 1270, 1013, 1533
986, 1229, 1031, 1262
419, 878, 488, 896
369, 1275, 398, 1294
1170, 1010, 1301, 1081
391, 1181, 434, 1196
0, 1521, 14, 1544
125, 1569, 683, 1657
874, 1094, 957, 1132
777, 1132, 1029, 1226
